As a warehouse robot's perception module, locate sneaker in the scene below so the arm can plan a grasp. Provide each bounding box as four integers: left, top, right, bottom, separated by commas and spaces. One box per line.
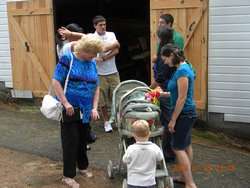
104, 121, 113, 133
79, 169, 93, 178
108, 116, 115, 124
86, 145, 91, 150
62, 177, 80, 188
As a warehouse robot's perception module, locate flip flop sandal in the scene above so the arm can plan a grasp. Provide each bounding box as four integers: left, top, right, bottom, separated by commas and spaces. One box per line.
79, 169, 93, 178
172, 176, 185, 184
62, 177, 80, 188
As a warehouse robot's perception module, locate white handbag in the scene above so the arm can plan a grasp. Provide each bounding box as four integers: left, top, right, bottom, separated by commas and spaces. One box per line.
40, 53, 73, 121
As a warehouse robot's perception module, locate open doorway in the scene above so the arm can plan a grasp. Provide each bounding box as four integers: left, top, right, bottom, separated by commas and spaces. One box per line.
53, 0, 151, 85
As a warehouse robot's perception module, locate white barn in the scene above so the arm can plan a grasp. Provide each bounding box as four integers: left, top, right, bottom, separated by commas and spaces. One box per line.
0, 0, 12, 88
208, 0, 250, 123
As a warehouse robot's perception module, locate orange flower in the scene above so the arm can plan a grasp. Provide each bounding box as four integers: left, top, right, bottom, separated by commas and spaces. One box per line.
145, 89, 161, 106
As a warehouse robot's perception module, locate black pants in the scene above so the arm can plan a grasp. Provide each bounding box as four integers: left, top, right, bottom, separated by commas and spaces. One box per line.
61, 121, 89, 178
159, 96, 175, 159
162, 127, 175, 156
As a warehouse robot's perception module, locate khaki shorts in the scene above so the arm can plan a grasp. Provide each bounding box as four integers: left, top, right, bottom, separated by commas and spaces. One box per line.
99, 73, 120, 107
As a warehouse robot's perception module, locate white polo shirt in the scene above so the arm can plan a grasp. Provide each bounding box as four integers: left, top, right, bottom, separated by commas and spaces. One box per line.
122, 141, 164, 186
93, 31, 118, 76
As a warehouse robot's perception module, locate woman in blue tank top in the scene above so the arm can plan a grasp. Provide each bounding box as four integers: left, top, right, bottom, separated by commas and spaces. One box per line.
161, 44, 197, 188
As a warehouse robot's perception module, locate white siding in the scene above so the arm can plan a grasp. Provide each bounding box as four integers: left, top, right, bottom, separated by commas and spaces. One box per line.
0, 0, 12, 88
208, 0, 250, 123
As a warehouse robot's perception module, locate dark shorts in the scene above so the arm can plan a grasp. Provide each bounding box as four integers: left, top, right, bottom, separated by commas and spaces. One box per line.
171, 113, 196, 150
127, 185, 155, 188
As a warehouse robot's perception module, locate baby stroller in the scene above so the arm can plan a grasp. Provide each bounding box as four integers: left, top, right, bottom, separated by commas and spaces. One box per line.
107, 80, 174, 188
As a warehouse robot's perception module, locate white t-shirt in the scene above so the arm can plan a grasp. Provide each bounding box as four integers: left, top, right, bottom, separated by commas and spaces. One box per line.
57, 42, 73, 59
122, 141, 164, 186
93, 31, 118, 75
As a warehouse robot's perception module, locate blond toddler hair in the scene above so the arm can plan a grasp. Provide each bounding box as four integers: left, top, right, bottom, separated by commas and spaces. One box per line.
132, 120, 150, 138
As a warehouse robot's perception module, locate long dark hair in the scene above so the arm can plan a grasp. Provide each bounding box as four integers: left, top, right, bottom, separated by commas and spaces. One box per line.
161, 43, 185, 65
157, 26, 174, 56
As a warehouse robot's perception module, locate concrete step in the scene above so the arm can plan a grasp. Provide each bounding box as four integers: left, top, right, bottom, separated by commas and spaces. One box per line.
0, 81, 10, 102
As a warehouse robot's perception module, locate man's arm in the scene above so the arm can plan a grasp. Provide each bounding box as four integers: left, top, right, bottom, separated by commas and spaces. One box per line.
104, 40, 120, 52
95, 48, 119, 64
103, 32, 120, 52
102, 48, 119, 61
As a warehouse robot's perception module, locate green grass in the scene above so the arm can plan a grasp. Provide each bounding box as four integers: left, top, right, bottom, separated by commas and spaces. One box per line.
192, 129, 228, 145
192, 129, 250, 153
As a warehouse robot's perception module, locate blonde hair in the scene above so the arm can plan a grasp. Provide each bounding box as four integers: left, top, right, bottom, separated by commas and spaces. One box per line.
74, 34, 103, 55
132, 120, 150, 138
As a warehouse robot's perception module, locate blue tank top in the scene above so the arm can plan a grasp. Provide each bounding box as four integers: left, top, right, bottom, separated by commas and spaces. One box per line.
167, 62, 196, 115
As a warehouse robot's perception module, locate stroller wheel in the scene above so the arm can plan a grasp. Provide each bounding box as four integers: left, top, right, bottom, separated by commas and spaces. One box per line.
164, 177, 174, 188
157, 179, 165, 188
107, 160, 114, 179
122, 178, 127, 188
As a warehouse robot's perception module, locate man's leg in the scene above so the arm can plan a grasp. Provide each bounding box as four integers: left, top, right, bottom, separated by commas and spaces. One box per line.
101, 105, 112, 132
99, 75, 112, 132
101, 106, 109, 121
105, 73, 120, 130
108, 72, 120, 109
108, 73, 120, 102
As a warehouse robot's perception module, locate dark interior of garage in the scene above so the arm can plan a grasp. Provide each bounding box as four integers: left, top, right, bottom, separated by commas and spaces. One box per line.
53, 0, 151, 85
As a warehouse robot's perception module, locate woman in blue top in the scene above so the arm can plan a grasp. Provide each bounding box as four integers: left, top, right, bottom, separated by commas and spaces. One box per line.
161, 44, 197, 188
53, 35, 103, 188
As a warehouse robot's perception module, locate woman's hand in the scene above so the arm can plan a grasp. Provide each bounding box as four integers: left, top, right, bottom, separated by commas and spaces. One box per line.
160, 91, 170, 97
58, 27, 71, 39
94, 57, 104, 64
63, 101, 74, 116
168, 119, 176, 133
91, 109, 100, 121
152, 55, 157, 64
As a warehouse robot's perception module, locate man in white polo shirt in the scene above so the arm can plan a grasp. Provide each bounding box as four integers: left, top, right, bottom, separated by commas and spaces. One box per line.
92, 15, 120, 133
